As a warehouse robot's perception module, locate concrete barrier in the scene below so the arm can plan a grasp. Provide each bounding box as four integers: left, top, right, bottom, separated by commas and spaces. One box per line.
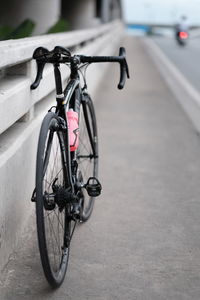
0, 20, 124, 271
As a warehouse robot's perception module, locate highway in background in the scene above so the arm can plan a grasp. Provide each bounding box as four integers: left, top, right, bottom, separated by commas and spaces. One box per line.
152, 35, 200, 93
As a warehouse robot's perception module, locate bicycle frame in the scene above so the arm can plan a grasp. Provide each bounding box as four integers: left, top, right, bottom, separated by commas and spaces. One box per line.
31, 46, 129, 195
53, 63, 97, 193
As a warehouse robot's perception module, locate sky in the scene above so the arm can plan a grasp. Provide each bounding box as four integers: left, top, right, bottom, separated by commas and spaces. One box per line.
122, 0, 200, 25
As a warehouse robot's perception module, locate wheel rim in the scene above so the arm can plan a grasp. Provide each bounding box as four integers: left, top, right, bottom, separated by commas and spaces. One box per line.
37, 122, 70, 283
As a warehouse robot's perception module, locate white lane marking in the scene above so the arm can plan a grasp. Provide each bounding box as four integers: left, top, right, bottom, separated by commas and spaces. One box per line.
144, 38, 200, 108
142, 37, 200, 132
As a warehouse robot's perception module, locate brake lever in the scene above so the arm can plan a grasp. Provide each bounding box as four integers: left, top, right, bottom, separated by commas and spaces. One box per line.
125, 58, 130, 79
32, 47, 49, 59
30, 60, 46, 90
30, 47, 49, 90
53, 46, 71, 57
118, 47, 130, 90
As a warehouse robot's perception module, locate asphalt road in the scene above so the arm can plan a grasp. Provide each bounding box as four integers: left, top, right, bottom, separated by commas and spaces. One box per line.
2, 36, 200, 299
153, 35, 200, 93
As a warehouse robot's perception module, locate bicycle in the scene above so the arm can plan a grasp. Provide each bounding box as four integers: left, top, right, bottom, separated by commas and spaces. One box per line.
30, 45, 129, 288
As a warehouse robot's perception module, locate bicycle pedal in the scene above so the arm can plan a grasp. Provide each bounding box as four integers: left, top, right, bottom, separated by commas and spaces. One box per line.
85, 177, 102, 197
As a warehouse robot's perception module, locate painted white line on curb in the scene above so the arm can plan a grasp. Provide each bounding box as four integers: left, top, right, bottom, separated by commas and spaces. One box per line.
143, 37, 200, 133
190, 29, 200, 38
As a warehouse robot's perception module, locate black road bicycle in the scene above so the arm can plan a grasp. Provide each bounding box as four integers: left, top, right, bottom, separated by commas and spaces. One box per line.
31, 45, 129, 288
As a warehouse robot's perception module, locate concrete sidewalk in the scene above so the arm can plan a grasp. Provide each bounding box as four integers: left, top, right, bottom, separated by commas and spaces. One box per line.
1, 36, 200, 300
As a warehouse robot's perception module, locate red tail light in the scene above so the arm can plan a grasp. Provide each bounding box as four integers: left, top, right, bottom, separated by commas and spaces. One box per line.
179, 31, 188, 39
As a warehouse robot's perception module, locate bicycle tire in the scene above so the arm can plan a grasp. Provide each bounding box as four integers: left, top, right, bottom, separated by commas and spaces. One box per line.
77, 94, 99, 222
35, 112, 71, 288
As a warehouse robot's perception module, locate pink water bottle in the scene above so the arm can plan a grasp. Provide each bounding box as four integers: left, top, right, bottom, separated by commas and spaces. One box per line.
66, 109, 79, 151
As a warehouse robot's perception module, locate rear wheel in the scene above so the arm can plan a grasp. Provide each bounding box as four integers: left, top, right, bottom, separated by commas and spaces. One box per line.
77, 94, 99, 222
35, 112, 72, 288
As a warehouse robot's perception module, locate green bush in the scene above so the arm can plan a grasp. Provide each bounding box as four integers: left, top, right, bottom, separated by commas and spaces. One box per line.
0, 18, 69, 41
47, 19, 69, 34
0, 25, 13, 40
6, 19, 35, 40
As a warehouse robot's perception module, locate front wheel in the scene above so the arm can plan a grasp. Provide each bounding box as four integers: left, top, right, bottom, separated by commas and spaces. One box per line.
35, 112, 72, 288
77, 94, 99, 222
